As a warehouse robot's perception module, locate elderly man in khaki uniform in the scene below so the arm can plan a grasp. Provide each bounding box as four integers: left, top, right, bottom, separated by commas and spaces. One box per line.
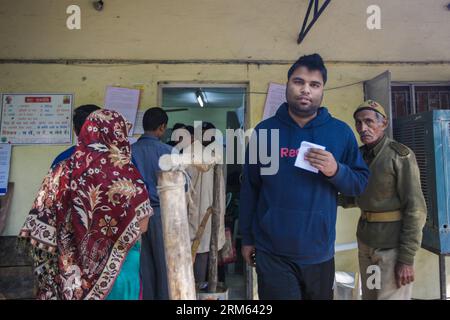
340, 100, 427, 300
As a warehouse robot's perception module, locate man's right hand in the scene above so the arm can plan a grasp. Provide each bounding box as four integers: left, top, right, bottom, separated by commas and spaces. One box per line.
242, 245, 256, 267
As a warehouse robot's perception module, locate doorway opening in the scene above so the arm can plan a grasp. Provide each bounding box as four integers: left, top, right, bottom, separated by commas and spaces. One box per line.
158, 82, 250, 299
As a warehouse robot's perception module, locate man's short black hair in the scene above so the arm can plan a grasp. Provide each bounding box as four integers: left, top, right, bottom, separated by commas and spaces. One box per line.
172, 122, 186, 131
73, 104, 101, 136
287, 53, 327, 84
201, 122, 216, 146
201, 121, 216, 131
143, 107, 168, 131
185, 125, 194, 136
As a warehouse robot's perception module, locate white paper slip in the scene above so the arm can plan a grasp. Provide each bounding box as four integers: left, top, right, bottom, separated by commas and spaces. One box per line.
295, 141, 326, 173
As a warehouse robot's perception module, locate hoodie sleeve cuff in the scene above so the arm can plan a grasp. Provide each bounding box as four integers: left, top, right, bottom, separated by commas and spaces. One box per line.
327, 163, 344, 184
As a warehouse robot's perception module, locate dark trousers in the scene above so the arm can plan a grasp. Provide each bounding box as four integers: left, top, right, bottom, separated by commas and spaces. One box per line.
193, 252, 209, 283
256, 250, 335, 300
140, 208, 170, 300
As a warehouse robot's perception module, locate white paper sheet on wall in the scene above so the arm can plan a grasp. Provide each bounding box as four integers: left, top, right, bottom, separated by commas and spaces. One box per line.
133, 110, 145, 135
0, 144, 12, 195
262, 82, 286, 120
104, 86, 140, 134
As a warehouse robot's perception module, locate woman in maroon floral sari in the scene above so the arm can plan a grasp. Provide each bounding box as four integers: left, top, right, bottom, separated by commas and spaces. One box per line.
19, 109, 152, 300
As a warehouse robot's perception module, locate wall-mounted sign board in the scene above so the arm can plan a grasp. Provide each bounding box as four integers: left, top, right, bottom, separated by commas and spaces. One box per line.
0, 144, 11, 195
0, 94, 73, 144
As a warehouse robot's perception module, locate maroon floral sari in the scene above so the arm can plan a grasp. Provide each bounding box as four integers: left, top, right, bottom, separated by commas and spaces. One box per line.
19, 109, 152, 300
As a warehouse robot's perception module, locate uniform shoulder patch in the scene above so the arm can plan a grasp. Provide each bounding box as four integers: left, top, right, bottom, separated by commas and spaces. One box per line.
389, 141, 410, 156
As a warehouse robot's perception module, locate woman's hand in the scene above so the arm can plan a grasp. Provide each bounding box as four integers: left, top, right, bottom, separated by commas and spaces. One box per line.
139, 217, 149, 233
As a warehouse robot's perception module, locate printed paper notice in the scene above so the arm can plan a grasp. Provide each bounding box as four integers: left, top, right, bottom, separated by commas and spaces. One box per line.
0, 144, 12, 195
133, 110, 145, 135
104, 86, 140, 133
295, 141, 326, 173
262, 83, 286, 120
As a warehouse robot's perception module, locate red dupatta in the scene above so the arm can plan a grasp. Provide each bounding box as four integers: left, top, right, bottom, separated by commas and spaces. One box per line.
20, 109, 152, 300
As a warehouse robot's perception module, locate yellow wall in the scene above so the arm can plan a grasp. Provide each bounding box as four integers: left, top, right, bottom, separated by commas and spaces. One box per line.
1, 0, 449, 61
1, 0, 449, 299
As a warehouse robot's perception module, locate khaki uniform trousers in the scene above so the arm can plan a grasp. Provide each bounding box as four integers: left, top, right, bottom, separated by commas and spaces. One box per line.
358, 240, 413, 300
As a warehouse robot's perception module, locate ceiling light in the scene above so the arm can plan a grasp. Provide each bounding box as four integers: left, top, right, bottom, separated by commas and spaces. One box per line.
196, 90, 206, 108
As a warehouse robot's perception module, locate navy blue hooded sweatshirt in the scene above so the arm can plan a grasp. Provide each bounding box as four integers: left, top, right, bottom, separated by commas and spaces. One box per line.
239, 103, 369, 264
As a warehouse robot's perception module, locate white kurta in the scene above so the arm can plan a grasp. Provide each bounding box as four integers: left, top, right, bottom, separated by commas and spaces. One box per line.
185, 142, 225, 254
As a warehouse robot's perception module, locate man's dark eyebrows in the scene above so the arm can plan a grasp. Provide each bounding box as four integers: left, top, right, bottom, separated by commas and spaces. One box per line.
291, 76, 304, 81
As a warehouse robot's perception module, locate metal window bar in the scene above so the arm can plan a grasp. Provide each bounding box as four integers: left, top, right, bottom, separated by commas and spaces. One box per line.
297, 0, 331, 44
391, 83, 450, 119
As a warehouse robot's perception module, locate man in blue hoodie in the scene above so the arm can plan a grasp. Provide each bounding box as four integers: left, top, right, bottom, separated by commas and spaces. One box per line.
240, 54, 369, 300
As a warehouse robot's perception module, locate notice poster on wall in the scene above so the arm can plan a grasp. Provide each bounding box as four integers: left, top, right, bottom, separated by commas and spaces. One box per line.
0, 144, 12, 195
262, 82, 287, 120
0, 94, 73, 144
104, 86, 140, 134
133, 110, 145, 135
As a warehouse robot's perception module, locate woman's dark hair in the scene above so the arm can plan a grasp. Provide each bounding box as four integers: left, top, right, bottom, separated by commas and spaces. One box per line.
172, 123, 185, 131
